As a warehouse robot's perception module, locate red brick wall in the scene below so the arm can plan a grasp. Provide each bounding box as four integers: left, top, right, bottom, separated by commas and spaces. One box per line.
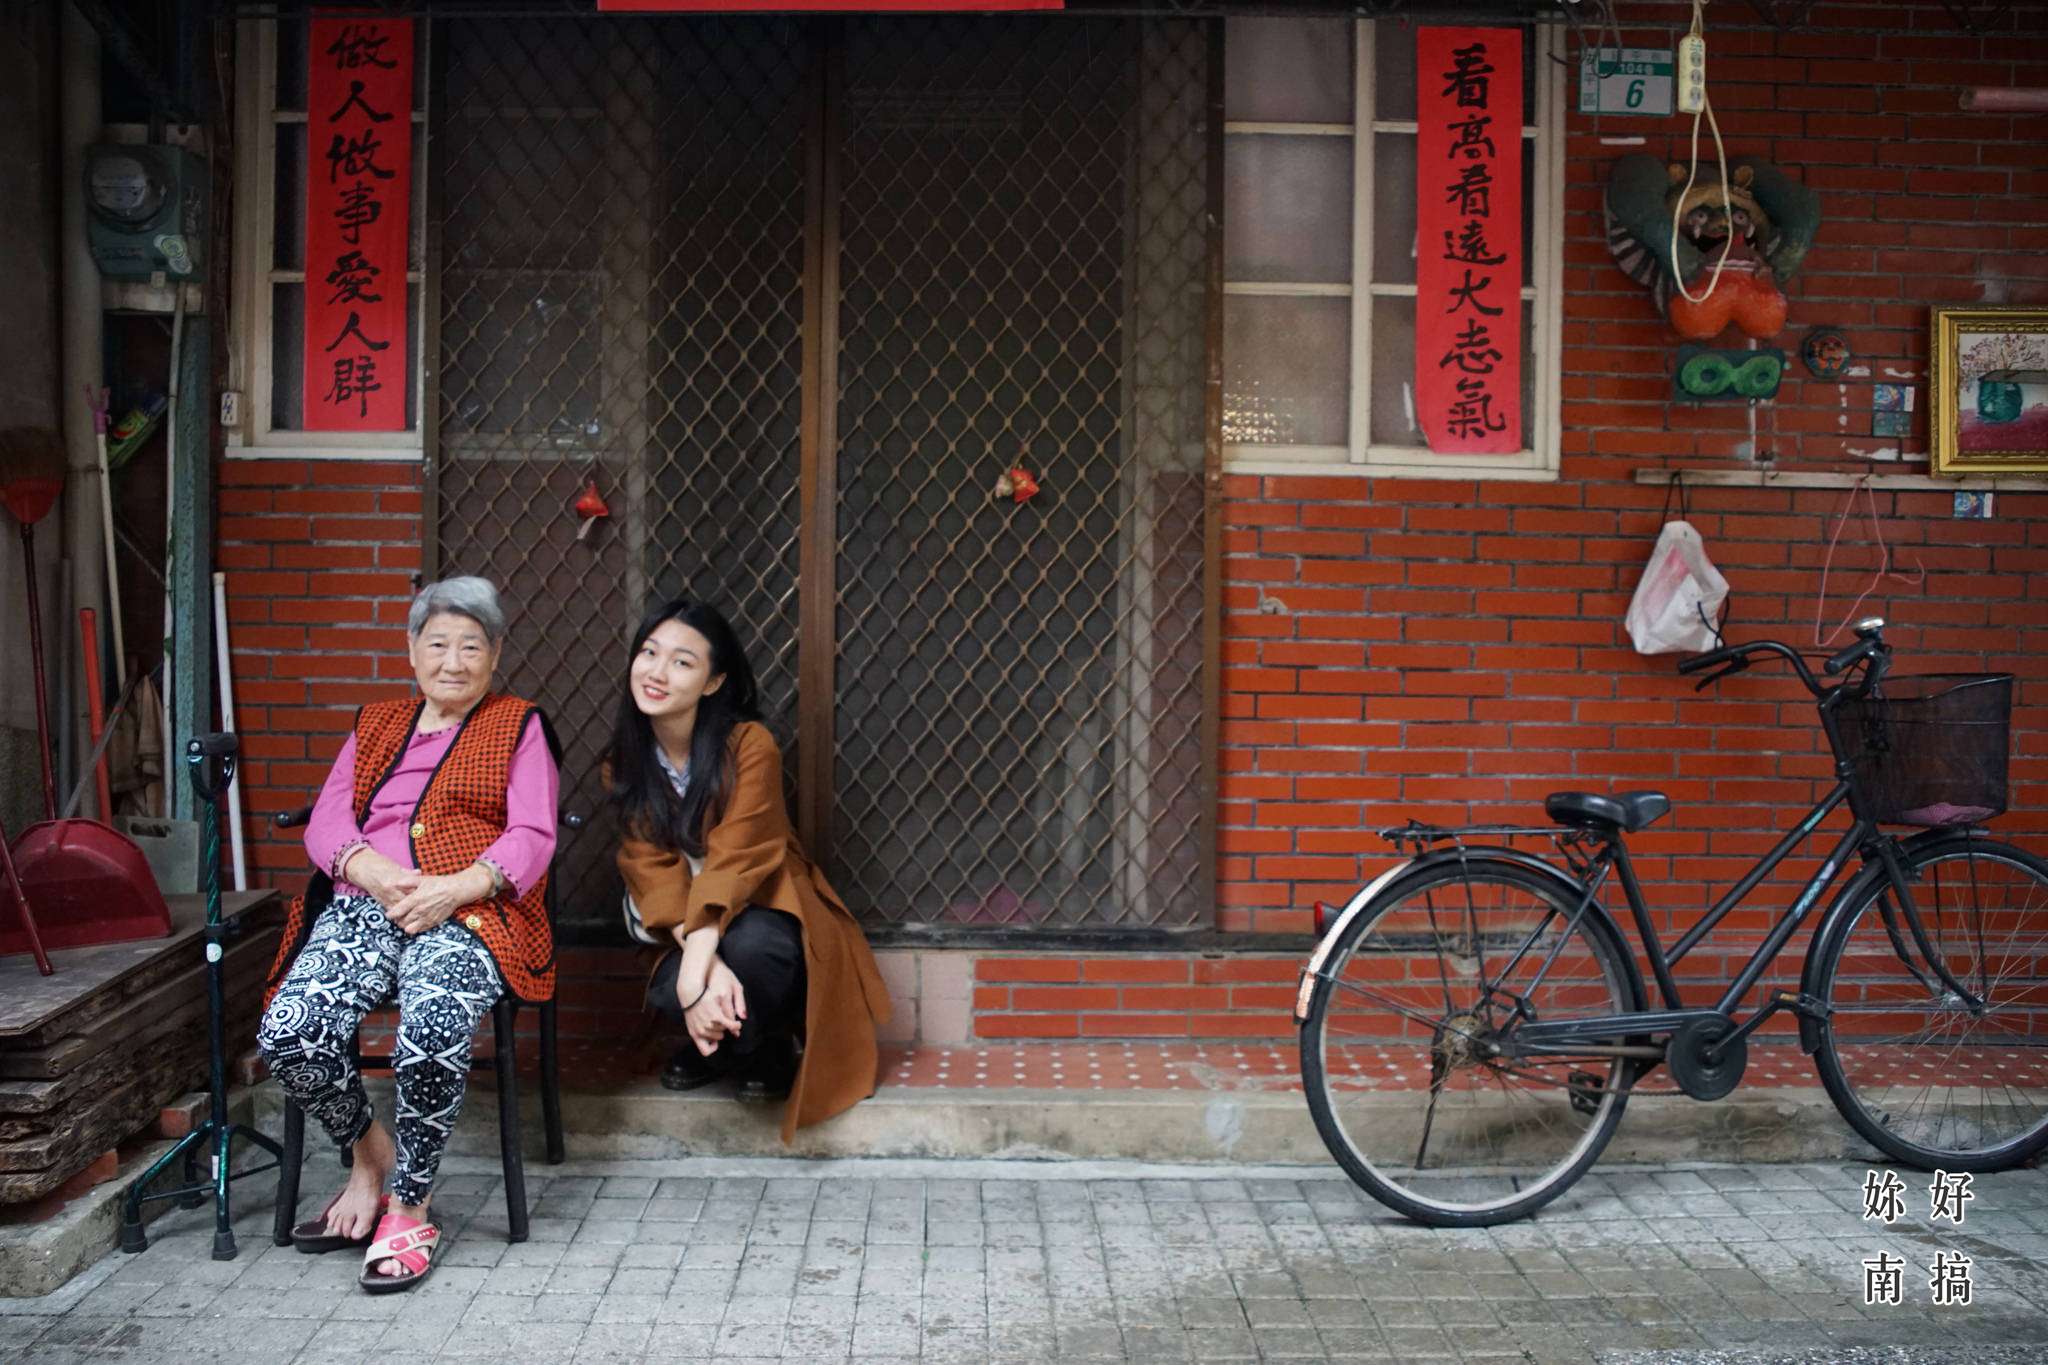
1219, 2, 2048, 959
973, 956, 1300, 1041
218, 458, 424, 881
220, 3, 2048, 1048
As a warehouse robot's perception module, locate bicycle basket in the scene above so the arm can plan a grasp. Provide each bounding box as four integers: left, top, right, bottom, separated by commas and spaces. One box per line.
1834, 673, 2013, 827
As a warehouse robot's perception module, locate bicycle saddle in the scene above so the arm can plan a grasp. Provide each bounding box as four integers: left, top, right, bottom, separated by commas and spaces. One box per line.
1544, 790, 1671, 833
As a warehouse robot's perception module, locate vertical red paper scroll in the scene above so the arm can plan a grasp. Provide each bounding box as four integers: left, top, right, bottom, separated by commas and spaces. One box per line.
1415, 27, 1523, 455
305, 17, 414, 432
597, 2, 1060, 10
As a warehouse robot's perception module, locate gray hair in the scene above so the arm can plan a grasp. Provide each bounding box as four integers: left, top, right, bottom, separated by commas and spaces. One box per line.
407, 576, 506, 643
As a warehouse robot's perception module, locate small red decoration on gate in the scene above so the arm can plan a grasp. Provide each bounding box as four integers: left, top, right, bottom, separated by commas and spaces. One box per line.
994, 467, 1041, 505
574, 480, 610, 541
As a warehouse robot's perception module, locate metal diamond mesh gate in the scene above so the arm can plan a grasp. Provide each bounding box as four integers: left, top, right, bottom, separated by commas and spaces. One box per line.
429, 12, 1216, 934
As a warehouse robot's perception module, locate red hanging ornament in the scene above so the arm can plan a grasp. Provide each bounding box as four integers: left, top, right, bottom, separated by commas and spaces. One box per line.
994, 466, 1041, 505
574, 479, 610, 541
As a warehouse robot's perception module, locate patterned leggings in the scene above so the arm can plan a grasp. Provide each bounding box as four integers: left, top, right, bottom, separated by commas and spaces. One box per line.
257, 894, 503, 1205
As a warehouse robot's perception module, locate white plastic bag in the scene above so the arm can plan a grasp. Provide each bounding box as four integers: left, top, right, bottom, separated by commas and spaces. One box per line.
1625, 519, 1728, 655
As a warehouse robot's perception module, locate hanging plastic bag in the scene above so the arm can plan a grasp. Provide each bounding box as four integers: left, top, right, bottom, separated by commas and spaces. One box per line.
1625, 476, 1729, 655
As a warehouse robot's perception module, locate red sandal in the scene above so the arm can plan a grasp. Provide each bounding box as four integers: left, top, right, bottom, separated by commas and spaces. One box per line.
358, 1211, 439, 1294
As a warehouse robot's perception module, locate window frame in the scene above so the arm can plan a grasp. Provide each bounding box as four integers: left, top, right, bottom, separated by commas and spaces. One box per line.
1222, 20, 1565, 482
227, 18, 429, 462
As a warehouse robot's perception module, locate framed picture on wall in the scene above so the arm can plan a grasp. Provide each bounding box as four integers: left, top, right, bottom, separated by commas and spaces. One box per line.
1930, 305, 2048, 475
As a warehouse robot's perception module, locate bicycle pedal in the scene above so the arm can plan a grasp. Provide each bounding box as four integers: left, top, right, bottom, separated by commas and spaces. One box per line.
1567, 1069, 1606, 1116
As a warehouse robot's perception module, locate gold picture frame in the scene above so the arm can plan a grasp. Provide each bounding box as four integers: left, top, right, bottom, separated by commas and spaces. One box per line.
1930, 305, 2048, 475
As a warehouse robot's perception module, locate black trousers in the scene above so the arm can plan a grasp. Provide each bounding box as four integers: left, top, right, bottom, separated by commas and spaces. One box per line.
647, 905, 806, 1073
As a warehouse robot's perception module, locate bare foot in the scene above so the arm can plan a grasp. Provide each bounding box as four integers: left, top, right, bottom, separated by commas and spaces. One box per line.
370, 1197, 434, 1280
325, 1121, 395, 1240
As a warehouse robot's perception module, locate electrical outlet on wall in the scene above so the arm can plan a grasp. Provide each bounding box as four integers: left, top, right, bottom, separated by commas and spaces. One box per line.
1676, 35, 1707, 113
219, 391, 241, 427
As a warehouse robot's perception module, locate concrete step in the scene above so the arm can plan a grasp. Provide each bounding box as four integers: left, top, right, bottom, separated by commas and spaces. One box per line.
259, 1042, 1883, 1170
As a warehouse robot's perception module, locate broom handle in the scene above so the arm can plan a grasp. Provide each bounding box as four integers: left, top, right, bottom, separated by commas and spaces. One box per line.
19, 525, 57, 819
79, 608, 113, 824
0, 821, 53, 976
86, 389, 128, 692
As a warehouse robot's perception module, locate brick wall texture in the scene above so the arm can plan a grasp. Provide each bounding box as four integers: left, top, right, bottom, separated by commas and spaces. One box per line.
221, 2, 2048, 1046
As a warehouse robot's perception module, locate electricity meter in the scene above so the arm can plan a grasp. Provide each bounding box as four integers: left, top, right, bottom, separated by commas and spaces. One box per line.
84, 144, 209, 281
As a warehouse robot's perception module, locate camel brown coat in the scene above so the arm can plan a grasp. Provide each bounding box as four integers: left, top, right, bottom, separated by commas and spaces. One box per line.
615, 721, 890, 1141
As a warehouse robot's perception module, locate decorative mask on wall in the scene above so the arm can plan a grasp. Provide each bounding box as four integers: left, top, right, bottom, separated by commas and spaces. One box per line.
1604, 154, 1821, 342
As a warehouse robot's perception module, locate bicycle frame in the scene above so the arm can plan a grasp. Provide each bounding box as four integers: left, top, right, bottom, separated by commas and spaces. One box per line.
1494, 788, 1991, 1063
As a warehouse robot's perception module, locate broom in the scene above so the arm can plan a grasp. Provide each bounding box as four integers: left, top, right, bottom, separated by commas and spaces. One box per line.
0, 427, 65, 975
0, 426, 64, 526
0, 427, 66, 816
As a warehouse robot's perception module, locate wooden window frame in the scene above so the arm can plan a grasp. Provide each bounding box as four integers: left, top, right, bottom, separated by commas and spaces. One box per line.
227, 18, 428, 462
1223, 20, 1565, 483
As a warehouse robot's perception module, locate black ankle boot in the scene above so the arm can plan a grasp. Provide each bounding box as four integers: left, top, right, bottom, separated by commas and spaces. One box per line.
736, 1035, 800, 1104
660, 1045, 724, 1092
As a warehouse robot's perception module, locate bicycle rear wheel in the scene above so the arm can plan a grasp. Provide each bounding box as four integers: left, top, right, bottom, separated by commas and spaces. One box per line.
1299, 858, 1645, 1227
1813, 837, 2048, 1170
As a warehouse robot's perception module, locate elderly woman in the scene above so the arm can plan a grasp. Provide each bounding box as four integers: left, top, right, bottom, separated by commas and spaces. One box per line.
256, 576, 557, 1294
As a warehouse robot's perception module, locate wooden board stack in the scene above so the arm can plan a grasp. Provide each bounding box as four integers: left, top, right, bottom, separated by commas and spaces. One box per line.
0, 892, 281, 1206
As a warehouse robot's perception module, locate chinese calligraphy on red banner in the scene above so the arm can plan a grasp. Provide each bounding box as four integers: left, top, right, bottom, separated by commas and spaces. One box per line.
597, 2, 1059, 10
1415, 27, 1522, 455
305, 18, 414, 432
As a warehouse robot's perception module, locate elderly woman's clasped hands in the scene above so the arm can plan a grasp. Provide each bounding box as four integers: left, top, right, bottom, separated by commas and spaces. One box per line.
341, 846, 496, 937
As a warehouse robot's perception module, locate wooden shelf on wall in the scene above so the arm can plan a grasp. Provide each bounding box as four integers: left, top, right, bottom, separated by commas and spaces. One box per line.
1631, 467, 2048, 493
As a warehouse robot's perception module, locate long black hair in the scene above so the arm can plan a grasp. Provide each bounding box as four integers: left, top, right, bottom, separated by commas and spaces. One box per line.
606, 598, 762, 857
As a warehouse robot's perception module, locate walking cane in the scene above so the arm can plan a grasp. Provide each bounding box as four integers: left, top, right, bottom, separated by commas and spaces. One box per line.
119, 733, 282, 1260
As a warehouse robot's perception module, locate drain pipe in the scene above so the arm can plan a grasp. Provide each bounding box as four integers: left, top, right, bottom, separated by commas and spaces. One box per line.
58, 0, 105, 805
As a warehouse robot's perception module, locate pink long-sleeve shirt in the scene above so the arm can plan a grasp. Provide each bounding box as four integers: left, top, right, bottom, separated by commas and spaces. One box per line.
304, 716, 559, 898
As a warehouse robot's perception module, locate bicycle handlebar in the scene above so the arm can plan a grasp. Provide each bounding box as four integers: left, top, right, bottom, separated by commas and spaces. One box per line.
1675, 644, 1742, 676
1678, 618, 1889, 699
1823, 636, 1879, 676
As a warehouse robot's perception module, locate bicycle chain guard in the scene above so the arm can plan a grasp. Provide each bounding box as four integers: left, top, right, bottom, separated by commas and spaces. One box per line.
1668, 1016, 1748, 1101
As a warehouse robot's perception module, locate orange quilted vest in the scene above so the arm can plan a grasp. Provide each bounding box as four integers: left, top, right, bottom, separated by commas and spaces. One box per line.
263, 693, 556, 1006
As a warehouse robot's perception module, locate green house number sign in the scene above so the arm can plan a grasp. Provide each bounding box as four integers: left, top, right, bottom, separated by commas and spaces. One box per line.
1578, 47, 1675, 116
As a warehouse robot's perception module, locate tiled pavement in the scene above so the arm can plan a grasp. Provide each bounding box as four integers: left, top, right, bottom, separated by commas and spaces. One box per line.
3, 1155, 2045, 1363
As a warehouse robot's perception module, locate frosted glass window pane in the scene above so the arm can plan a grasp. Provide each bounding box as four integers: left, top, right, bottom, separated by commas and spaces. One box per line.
1371, 295, 1532, 451
1224, 135, 1353, 284
1373, 25, 1416, 122
1371, 133, 1415, 285
272, 283, 304, 429
1225, 17, 1352, 124
1224, 296, 1349, 447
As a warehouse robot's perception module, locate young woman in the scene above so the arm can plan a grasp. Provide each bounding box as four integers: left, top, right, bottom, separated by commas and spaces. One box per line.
609, 599, 890, 1138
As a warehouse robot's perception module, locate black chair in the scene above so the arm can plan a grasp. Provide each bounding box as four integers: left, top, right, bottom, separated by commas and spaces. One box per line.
267, 804, 582, 1247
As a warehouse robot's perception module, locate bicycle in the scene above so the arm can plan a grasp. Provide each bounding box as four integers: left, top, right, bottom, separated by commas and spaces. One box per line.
1293, 616, 2045, 1227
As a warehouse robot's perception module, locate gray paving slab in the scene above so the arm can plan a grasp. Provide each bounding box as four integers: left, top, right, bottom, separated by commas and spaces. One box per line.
1, 1156, 2042, 1362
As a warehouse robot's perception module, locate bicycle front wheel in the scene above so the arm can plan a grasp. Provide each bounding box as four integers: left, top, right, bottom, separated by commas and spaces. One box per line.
1299, 858, 1645, 1227
1813, 837, 2048, 1170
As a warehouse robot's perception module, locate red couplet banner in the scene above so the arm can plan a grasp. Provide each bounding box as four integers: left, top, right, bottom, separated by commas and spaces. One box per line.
1414, 27, 1523, 455
304, 18, 414, 432
598, 2, 1060, 10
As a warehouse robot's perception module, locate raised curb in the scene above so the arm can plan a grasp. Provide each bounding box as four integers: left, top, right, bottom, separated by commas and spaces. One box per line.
260, 1080, 1886, 1168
